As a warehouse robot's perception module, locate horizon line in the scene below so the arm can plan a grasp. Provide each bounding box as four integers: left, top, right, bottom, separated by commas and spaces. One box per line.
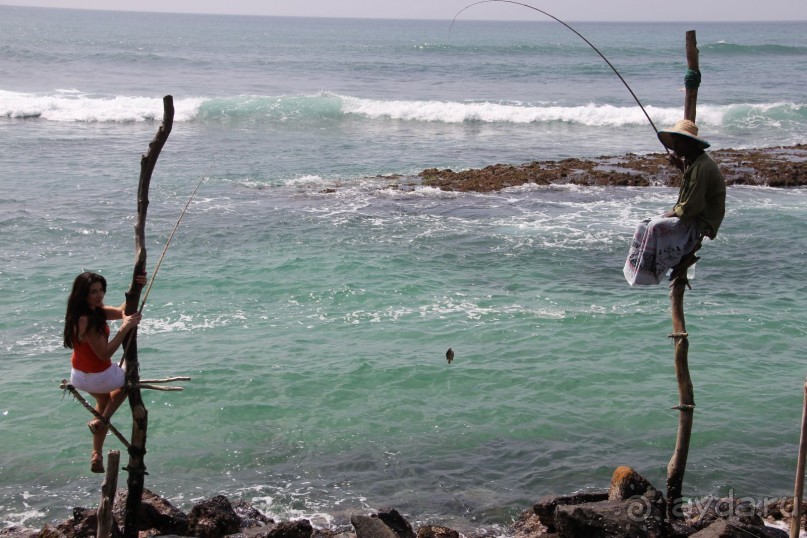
1, 3, 805, 23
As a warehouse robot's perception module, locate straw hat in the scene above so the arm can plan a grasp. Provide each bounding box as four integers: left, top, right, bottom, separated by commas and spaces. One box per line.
657, 119, 710, 150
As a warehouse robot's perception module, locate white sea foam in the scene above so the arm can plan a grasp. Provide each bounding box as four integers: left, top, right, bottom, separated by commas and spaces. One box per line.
2, 89, 801, 129
0, 89, 203, 122
339, 94, 803, 128
1, 508, 46, 527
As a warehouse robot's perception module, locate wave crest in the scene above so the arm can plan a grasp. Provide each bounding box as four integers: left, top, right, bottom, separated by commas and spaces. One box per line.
1, 89, 803, 130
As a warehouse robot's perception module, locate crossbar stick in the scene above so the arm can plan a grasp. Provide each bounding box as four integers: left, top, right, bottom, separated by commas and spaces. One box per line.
61, 380, 132, 449
139, 377, 191, 383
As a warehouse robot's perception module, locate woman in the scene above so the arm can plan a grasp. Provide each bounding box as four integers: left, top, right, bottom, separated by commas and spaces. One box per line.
63, 271, 144, 473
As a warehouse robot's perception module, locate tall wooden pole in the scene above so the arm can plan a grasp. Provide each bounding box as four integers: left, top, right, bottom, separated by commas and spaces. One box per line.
684, 30, 700, 123
122, 95, 174, 538
666, 279, 695, 518
666, 31, 700, 519
791, 380, 807, 538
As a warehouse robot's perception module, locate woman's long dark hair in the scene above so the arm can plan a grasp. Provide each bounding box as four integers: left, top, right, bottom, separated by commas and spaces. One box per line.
63, 272, 108, 348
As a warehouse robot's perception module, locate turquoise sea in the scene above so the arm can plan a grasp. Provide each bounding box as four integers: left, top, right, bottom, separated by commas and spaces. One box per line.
1, 6, 806, 533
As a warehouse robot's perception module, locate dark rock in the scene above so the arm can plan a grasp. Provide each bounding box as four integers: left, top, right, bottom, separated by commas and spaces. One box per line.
375, 508, 415, 538
235, 521, 316, 538
688, 517, 787, 537
414, 526, 459, 538
554, 493, 666, 538
533, 490, 609, 531
188, 495, 241, 538
38, 525, 69, 538
608, 466, 654, 501
233, 500, 274, 529
112, 488, 189, 535
311, 528, 354, 538
66, 507, 99, 538
351, 515, 398, 538
685, 496, 765, 530
512, 509, 555, 538
667, 519, 700, 538
268, 520, 315, 538
762, 497, 807, 531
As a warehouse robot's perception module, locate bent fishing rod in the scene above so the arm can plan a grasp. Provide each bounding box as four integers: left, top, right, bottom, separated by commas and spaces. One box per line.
451, 0, 667, 150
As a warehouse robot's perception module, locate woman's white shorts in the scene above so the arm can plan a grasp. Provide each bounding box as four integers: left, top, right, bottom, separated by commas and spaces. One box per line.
70, 364, 125, 394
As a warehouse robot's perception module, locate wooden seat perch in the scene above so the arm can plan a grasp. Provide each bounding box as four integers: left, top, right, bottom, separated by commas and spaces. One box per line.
669, 233, 705, 284
60, 376, 190, 449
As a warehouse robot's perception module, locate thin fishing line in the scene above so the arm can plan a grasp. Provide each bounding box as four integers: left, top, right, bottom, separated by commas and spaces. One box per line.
138, 158, 215, 314
119, 160, 214, 368
450, 0, 665, 145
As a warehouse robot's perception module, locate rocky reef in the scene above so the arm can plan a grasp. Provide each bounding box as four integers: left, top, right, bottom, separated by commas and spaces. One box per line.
418, 144, 807, 192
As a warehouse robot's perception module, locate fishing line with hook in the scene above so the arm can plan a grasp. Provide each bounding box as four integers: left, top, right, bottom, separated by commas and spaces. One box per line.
450, 0, 669, 152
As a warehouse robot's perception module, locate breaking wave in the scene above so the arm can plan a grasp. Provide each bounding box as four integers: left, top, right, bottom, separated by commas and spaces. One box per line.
1, 89, 804, 130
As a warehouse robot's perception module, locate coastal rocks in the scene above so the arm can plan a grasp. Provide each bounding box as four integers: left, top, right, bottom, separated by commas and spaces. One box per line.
413, 525, 459, 538
17, 493, 455, 538
242, 519, 316, 538
112, 488, 189, 535
608, 465, 655, 501
541, 469, 667, 538
188, 495, 242, 538
553, 493, 666, 537
762, 497, 807, 533
350, 508, 452, 538
687, 518, 786, 538
7, 483, 802, 538
533, 490, 609, 532
374, 508, 416, 538
523, 466, 790, 538
418, 144, 807, 192
232, 500, 276, 530
350, 516, 399, 538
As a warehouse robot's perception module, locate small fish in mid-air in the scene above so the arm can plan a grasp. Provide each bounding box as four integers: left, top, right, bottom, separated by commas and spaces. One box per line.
446, 348, 454, 364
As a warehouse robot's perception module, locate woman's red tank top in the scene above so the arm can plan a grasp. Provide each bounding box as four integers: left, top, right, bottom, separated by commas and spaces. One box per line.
71, 324, 111, 373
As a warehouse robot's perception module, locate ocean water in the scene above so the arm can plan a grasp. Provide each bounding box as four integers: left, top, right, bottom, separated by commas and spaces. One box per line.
1, 6, 806, 533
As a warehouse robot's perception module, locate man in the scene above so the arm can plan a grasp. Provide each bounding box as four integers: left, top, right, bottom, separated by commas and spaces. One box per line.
623, 119, 726, 286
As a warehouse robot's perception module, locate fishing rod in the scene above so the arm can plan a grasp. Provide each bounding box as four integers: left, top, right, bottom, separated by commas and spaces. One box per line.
138, 160, 214, 314
118, 162, 213, 368
450, 0, 666, 148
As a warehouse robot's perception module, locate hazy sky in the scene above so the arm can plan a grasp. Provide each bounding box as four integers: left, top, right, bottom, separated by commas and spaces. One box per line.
1, 0, 806, 21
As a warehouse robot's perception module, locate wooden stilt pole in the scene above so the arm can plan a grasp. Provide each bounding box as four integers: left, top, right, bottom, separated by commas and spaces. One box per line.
666, 277, 695, 518
97, 450, 120, 538
666, 30, 700, 520
684, 30, 700, 124
122, 95, 174, 538
791, 380, 807, 538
